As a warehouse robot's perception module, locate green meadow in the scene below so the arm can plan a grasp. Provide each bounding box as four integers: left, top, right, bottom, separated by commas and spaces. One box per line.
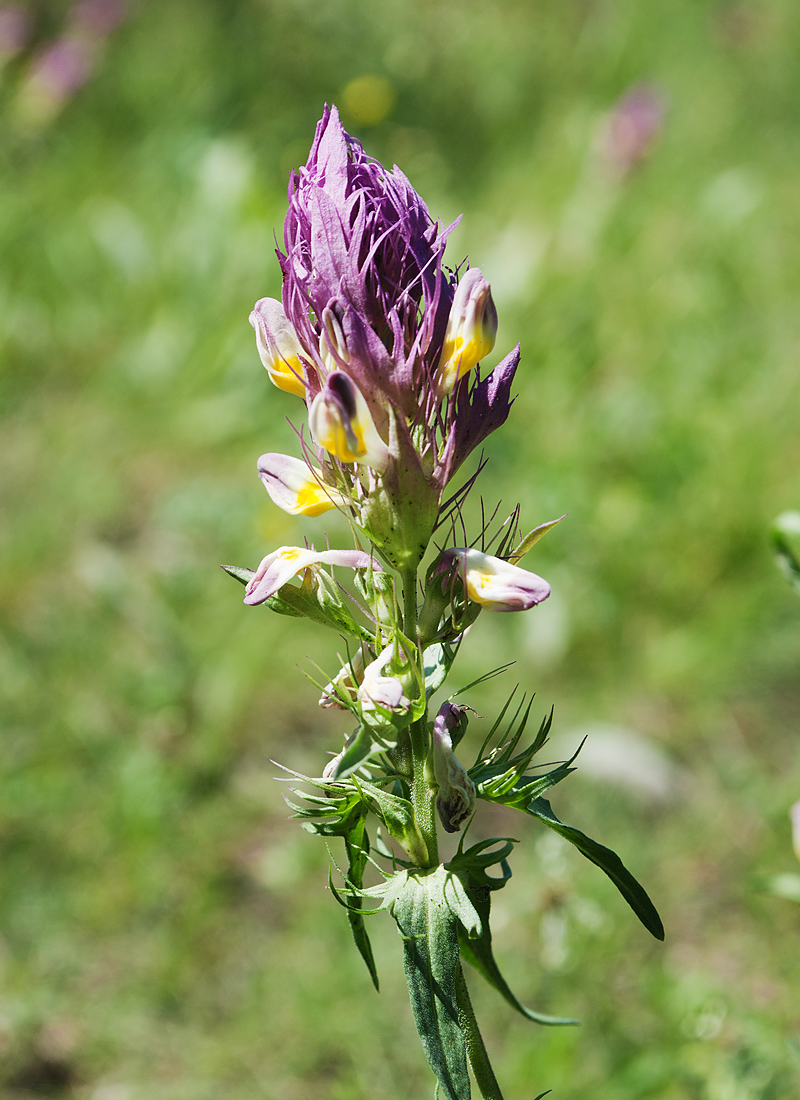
2, 1, 800, 1096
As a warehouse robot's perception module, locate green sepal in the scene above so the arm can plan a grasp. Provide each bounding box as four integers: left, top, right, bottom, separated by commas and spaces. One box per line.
359, 409, 440, 572
390, 868, 472, 1100
354, 565, 399, 631
526, 798, 665, 941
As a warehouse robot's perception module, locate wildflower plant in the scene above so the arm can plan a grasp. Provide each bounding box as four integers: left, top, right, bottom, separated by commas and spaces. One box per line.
224, 106, 664, 1099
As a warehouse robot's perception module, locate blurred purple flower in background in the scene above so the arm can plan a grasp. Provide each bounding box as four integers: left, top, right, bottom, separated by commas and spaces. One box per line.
9, 0, 128, 128
29, 36, 94, 102
70, 0, 127, 39
0, 4, 31, 59
601, 84, 665, 176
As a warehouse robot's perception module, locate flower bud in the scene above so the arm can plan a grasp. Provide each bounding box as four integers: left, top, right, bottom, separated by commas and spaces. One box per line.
319, 648, 365, 709
357, 646, 412, 730
432, 703, 475, 833
309, 371, 390, 471
257, 453, 348, 517
441, 547, 550, 612
435, 268, 498, 398
320, 303, 350, 375
249, 298, 307, 398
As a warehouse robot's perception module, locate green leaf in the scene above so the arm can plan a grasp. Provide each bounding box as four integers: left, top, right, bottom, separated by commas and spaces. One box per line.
442, 871, 481, 937
526, 798, 665, 941
391, 868, 471, 1100
446, 840, 577, 1027
360, 782, 430, 867
508, 514, 566, 564
343, 816, 380, 990
328, 724, 397, 780
458, 884, 578, 1027
423, 642, 456, 698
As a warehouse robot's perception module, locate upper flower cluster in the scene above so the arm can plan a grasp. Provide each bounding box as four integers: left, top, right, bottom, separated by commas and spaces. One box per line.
236, 104, 553, 645
248, 106, 523, 571
278, 104, 457, 419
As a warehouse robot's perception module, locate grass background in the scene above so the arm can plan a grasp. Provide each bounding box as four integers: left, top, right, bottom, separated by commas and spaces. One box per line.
2, 0, 800, 1097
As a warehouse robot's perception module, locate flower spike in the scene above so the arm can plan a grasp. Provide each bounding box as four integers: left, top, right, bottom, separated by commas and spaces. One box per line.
257, 453, 349, 517
243, 545, 380, 606
308, 371, 390, 471
435, 267, 498, 398
249, 297, 308, 398
442, 547, 551, 612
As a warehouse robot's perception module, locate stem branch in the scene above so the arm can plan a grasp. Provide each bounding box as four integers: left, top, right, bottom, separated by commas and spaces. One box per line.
456, 965, 505, 1100
401, 566, 439, 868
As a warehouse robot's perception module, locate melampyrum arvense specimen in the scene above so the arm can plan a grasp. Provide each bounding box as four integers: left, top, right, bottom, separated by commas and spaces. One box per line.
224, 106, 664, 1100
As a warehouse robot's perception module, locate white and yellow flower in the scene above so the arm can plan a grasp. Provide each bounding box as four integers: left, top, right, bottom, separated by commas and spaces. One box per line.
257, 453, 348, 517
308, 371, 390, 471
435, 267, 498, 398
442, 547, 550, 612
243, 545, 379, 606
249, 297, 308, 398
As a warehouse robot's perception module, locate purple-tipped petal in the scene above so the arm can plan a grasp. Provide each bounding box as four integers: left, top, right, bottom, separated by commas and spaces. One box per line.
256, 453, 347, 516
441, 547, 550, 612
244, 545, 380, 605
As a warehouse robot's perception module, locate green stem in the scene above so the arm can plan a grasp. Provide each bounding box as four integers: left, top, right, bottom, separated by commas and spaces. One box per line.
401, 566, 439, 869
456, 965, 505, 1100
401, 565, 418, 640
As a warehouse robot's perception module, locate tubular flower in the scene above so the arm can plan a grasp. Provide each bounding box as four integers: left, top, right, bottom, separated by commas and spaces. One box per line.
442, 547, 551, 612
357, 646, 412, 724
309, 371, 390, 471
243, 546, 380, 606
257, 453, 348, 517
249, 298, 308, 398
432, 702, 475, 833
434, 267, 498, 398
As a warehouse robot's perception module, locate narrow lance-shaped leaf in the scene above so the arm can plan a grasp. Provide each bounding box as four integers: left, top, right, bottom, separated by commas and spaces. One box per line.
343, 815, 379, 990
447, 840, 577, 1027
508, 514, 566, 565
526, 798, 665, 941
458, 883, 578, 1027
391, 868, 471, 1100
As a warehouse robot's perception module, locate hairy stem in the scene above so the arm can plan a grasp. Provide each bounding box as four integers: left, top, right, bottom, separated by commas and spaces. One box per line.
401, 566, 439, 868
455, 965, 505, 1100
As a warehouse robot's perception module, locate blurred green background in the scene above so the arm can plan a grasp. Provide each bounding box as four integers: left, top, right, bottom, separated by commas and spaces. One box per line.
2, 0, 800, 1097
